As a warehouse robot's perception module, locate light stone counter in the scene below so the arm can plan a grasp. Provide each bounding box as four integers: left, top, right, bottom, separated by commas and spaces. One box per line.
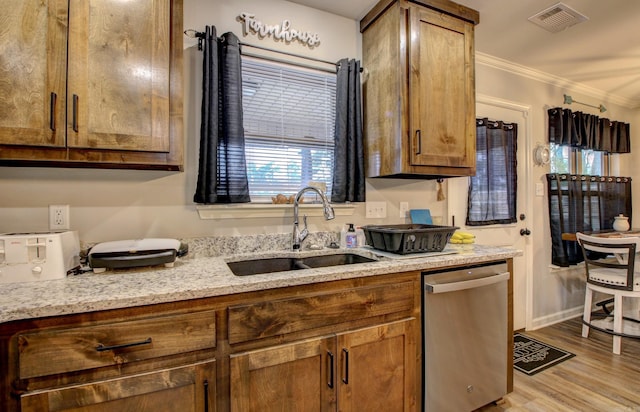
0, 244, 520, 324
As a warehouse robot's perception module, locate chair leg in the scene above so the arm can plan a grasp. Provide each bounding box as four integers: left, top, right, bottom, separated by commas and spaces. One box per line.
582, 286, 594, 338
613, 294, 623, 355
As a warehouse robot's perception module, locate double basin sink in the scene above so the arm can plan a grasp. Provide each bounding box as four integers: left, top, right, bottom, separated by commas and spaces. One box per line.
227, 253, 377, 276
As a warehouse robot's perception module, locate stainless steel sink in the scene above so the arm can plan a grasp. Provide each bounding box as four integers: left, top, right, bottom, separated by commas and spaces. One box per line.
302, 253, 375, 268
227, 253, 376, 276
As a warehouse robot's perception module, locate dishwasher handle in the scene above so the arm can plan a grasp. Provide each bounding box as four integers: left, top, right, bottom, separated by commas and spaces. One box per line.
425, 272, 510, 294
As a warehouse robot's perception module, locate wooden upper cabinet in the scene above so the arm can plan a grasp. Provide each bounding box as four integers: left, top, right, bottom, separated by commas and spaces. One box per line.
409, 7, 475, 171
361, 0, 478, 178
67, 0, 170, 153
0, 0, 183, 170
0, 0, 67, 148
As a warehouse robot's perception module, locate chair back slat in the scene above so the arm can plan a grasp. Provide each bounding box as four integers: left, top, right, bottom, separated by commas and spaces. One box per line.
576, 232, 638, 291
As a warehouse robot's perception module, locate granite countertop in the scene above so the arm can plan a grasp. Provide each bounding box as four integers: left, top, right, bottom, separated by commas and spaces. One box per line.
0, 244, 520, 324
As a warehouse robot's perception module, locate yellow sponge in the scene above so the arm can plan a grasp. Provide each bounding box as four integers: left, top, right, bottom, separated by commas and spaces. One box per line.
450, 231, 475, 243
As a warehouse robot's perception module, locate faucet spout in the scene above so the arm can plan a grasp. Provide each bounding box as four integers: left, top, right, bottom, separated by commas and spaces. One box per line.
292, 186, 335, 251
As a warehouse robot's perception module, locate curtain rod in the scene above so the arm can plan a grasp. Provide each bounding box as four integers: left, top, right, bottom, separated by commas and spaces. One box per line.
563, 94, 607, 113
183, 29, 362, 74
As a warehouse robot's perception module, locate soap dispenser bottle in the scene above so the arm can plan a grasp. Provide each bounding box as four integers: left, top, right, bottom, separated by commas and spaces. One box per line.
345, 223, 358, 248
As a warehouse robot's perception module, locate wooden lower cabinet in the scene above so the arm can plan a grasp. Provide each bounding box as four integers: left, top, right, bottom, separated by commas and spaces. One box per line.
230, 336, 335, 411
337, 319, 416, 411
20, 360, 216, 412
229, 319, 416, 412
3, 271, 425, 412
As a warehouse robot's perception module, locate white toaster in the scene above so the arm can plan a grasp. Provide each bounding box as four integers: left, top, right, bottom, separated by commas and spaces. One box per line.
0, 231, 81, 283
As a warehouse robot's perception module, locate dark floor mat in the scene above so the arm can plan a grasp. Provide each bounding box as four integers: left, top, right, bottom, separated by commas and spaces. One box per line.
513, 333, 575, 375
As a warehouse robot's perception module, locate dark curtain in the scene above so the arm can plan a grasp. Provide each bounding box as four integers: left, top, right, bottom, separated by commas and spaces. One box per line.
466, 119, 517, 226
548, 107, 630, 153
193, 27, 250, 204
546, 174, 632, 266
331, 58, 365, 203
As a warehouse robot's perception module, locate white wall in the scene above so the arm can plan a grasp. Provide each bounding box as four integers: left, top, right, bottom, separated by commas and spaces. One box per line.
0, 0, 447, 243
474, 55, 640, 328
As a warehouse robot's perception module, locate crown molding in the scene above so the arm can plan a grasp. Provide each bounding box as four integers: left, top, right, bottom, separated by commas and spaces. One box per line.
475, 51, 640, 110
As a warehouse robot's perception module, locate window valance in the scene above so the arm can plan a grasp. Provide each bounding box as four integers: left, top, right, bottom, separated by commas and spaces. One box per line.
548, 108, 630, 153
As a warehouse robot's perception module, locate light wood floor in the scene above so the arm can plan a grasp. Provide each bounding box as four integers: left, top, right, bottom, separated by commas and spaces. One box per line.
478, 317, 640, 411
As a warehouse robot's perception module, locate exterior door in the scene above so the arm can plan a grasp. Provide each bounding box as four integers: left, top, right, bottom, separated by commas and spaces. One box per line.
448, 96, 532, 331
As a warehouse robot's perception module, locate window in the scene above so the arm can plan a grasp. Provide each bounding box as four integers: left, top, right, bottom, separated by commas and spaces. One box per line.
550, 143, 607, 175
466, 119, 517, 226
241, 57, 336, 201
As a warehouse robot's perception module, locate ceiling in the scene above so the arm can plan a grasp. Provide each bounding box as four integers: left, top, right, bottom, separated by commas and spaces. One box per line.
286, 0, 640, 109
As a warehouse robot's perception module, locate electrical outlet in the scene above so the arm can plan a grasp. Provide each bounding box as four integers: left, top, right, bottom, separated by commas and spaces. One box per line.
49, 205, 70, 230
366, 201, 387, 218
399, 201, 409, 218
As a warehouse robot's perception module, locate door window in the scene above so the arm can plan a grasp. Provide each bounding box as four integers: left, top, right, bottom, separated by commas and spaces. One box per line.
466, 118, 517, 226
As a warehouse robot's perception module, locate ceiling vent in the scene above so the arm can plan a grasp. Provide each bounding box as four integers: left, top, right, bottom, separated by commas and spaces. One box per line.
528, 2, 588, 33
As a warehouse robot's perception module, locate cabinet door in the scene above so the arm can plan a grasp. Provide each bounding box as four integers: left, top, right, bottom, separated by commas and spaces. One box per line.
66, 0, 170, 153
20, 360, 216, 412
409, 6, 475, 172
18, 310, 216, 379
0, 0, 67, 147
336, 319, 417, 412
230, 337, 336, 412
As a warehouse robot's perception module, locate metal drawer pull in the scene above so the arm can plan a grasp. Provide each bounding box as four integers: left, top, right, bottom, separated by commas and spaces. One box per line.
204, 380, 209, 412
49, 92, 57, 131
342, 348, 349, 384
327, 351, 335, 388
95, 337, 152, 352
415, 130, 422, 154
72, 94, 79, 132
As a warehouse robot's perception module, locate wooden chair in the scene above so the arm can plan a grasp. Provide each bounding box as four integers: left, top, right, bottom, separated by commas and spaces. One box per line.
576, 232, 640, 354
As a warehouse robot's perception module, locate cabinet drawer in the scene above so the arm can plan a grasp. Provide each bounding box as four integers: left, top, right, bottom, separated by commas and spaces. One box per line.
20, 359, 215, 412
228, 281, 414, 344
18, 311, 216, 379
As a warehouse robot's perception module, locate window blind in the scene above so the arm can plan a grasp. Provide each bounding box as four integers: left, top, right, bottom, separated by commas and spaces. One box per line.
241, 57, 336, 200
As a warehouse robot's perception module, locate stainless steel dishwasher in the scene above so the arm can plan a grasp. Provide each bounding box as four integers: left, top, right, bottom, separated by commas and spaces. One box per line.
423, 261, 510, 412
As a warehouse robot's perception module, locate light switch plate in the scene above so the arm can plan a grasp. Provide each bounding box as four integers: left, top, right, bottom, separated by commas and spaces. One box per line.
399, 202, 409, 218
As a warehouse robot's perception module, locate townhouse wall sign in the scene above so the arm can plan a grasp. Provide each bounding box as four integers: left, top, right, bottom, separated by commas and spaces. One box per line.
238, 12, 321, 48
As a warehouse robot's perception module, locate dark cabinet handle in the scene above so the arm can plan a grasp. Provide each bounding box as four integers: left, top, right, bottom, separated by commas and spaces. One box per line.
204, 380, 209, 412
49, 92, 57, 131
327, 351, 334, 388
72, 94, 79, 132
520, 228, 531, 236
95, 337, 152, 352
341, 348, 349, 384
415, 130, 422, 154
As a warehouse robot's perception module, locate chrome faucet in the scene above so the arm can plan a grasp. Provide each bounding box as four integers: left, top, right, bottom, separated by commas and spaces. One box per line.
292, 186, 335, 251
